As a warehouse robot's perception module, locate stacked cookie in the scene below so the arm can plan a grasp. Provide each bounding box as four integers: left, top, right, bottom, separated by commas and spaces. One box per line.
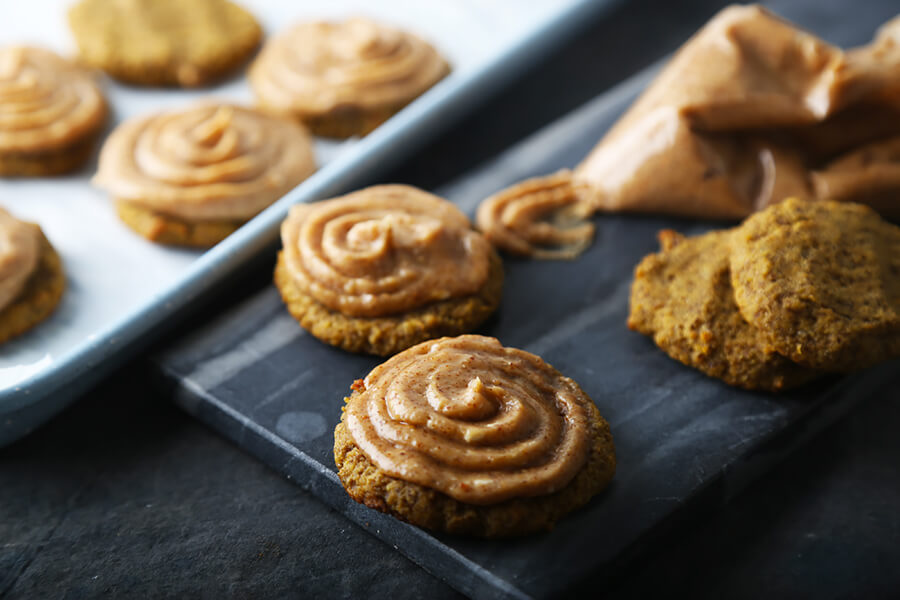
629, 198, 900, 391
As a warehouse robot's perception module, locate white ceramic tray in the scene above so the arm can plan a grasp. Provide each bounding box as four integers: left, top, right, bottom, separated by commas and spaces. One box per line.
0, 0, 619, 445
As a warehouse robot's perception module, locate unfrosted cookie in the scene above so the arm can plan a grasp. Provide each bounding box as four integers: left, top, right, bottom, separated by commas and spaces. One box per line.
628, 228, 818, 391
276, 186, 502, 356
730, 197, 900, 371
249, 18, 449, 138
68, 0, 262, 87
334, 335, 616, 537
0, 209, 65, 344
93, 103, 316, 247
0, 46, 106, 176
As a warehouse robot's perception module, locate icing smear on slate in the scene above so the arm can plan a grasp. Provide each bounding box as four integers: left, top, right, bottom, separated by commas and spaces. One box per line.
186, 313, 303, 390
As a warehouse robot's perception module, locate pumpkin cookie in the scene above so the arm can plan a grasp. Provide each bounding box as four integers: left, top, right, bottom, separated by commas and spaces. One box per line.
730, 197, 900, 371
249, 18, 450, 138
0, 46, 106, 176
93, 103, 316, 247
0, 209, 65, 344
68, 0, 262, 87
276, 185, 503, 356
628, 228, 818, 391
334, 335, 616, 537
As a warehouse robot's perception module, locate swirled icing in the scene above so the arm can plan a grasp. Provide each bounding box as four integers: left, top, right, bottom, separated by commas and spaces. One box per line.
0, 46, 105, 154
345, 335, 593, 504
94, 103, 316, 221
280, 185, 491, 318
0, 208, 40, 312
249, 18, 449, 115
476, 171, 595, 260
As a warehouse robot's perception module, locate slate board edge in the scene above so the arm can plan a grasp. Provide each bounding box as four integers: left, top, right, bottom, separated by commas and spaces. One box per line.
156, 358, 896, 600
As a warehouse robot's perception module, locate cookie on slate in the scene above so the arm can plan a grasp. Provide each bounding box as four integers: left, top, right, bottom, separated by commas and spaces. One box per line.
250, 18, 449, 138
276, 186, 502, 356
0, 46, 107, 176
68, 0, 262, 87
93, 103, 316, 248
334, 335, 616, 537
0, 210, 65, 344
628, 228, 819, 391
730, 197, 900, 371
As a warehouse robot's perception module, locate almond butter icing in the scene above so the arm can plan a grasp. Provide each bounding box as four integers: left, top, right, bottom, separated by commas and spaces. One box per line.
280, 185, 491, 318
0, 208, 40, 312
345, 335, 594, 505
476, 171, 596, 259
0, 46, 105, 154
93, 104, 316, 221
573, 5, 900, 221
249, 18, 449, 117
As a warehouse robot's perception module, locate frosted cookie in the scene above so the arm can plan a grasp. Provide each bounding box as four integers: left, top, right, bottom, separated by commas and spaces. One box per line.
0, 208, 64, 343
94, 103, 316, 247
730, 197, 900, 371
275, 185, 502, 356
68, 0, 262, 87
334, 335, 616, 537
628, 228, 818, 391
250, 18, 449, 137
0, 46, 106, 176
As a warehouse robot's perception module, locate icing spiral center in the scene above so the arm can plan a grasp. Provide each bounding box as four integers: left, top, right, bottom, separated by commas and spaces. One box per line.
346, 335, 594, 505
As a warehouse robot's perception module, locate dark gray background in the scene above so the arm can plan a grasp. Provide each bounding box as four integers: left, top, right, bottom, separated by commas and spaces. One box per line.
3, 0, 899, 598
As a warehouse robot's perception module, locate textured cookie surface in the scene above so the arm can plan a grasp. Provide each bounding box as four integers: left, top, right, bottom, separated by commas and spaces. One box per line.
116, 200, 242, 248
334, 335, 616, 537
274, 250, 504, 356
69, 0, 261, 87
628, 229, 818, 391
0, 233, 65, 344
730, 198, 900, 371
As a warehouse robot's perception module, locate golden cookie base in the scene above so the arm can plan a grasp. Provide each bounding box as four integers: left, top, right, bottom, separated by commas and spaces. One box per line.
0, 232, 65, 345
0, 133, 100, 176
302, 105, 404, 139
334, 394, 616, 538
274, 250, 504, 357
257, 102, 410, 139
116, 200, 244, 248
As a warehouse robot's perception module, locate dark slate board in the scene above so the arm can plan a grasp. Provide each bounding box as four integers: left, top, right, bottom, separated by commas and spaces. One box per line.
153, 3, 900, 597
